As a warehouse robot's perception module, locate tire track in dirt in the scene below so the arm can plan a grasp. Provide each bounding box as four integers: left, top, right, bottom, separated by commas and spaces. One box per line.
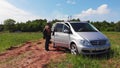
0, 39, 67, 68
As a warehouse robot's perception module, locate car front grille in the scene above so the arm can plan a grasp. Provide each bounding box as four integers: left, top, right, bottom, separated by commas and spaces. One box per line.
90, 40, 106, 46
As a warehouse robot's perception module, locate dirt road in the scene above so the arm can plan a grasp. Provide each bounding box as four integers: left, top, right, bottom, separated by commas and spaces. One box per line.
0, 39, 67, 68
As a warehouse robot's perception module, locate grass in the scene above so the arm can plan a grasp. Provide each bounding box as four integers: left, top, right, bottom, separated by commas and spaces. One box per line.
0, 32, 120, 68
0, 32, 42, 53
48, 32, 120, 68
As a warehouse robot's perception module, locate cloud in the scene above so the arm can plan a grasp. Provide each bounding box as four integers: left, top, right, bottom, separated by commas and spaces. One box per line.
66, 0, 76, 5
0, 0, 42, 24
74, 4, 110, 21
51, 4, 110, 22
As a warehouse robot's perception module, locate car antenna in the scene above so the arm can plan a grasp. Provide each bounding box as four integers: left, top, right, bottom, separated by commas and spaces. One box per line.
67, 15, 72, 22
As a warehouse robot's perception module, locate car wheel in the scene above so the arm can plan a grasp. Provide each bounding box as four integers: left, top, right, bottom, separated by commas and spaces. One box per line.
70, 44, 79, 55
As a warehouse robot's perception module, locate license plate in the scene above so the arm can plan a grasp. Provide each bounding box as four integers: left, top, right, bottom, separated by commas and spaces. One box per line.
96, 47, 105, 50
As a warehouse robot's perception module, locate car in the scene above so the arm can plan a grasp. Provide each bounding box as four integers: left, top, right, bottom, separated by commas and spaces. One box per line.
51, 21, 111, 55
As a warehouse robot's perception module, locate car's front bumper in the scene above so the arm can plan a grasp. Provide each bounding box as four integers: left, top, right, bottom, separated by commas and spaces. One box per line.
77, 44, 110, 55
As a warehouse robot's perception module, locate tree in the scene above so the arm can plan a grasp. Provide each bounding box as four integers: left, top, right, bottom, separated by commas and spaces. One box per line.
70, 18, 80, 21
91, 21, 101, 31
0, 24, 4, 31
4, 19, 16, 32
115, 21, 120, 32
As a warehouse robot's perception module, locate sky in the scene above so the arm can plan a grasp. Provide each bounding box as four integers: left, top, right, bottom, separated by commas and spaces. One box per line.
0, 0, 120, 24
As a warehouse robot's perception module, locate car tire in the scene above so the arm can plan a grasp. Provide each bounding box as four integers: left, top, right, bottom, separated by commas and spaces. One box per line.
70, 44, 79, 55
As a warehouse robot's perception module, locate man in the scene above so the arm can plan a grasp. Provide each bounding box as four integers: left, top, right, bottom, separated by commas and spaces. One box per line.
43, 23, 51, 51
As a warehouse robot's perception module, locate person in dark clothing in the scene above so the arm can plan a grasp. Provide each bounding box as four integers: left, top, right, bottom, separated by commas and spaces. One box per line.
43, 23, 51, 51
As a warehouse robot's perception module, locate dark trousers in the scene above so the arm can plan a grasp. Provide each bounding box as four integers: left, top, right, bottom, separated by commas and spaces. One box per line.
45, 36, 50, 50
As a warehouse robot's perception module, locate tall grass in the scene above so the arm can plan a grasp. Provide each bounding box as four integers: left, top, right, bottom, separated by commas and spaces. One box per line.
0, 32, 42, 53
48, 32, 120, 68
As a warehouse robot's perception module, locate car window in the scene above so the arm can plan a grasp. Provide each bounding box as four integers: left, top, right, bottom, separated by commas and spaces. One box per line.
55, 24, 63, 32
70, 23, 97, 32
63, 25, 69, 32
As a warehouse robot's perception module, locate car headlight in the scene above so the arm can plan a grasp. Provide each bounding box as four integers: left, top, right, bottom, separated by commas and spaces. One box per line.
106, 40, 110, 45
80, 40, 91, 46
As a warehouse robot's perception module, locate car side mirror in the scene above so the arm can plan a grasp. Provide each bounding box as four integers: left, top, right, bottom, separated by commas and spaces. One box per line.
63, 29, 69, 33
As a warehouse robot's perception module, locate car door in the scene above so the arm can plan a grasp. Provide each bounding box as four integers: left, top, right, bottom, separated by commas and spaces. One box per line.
60, 24, 70, 48
54, 23, 64, 47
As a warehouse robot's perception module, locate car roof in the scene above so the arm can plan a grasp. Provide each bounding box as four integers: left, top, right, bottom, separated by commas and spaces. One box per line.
56, 21, 88, 24
69, 21, 88, 23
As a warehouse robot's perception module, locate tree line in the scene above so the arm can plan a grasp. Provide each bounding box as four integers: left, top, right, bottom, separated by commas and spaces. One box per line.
0, 19, 47, 32
0, 18, 120, 32
91, 21, 120, 32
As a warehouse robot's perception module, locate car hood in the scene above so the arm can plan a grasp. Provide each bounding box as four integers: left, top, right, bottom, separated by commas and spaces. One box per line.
77, 32, 107, 41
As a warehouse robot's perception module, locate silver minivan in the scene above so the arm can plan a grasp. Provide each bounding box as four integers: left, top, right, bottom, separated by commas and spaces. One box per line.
51, 21, 110, 55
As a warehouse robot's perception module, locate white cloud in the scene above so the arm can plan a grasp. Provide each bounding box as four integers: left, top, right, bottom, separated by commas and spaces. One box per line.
51, 4, 110, 22
74, 4, 110, 21
66, 0, 76, 5
0, 0, 42, 24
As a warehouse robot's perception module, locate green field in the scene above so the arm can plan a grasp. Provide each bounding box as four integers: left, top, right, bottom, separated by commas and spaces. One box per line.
0, 32, 42, 53
0, 32, 120, 68
48, 32, 120, 68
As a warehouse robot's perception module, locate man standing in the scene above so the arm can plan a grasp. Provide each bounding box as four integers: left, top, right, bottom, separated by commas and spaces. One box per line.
43, 23, 51, 51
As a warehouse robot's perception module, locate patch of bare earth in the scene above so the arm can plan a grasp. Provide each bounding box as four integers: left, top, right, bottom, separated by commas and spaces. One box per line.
0, 39, 67, 68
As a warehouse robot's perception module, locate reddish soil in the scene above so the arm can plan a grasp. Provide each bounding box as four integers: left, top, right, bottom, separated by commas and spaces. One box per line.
0, 39, 67, 68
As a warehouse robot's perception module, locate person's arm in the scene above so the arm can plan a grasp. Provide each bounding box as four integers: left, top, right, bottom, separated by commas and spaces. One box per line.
43, 29, 47, 39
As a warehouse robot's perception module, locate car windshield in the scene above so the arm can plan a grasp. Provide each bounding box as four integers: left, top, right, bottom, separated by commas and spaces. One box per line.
70, 23, 97, 32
